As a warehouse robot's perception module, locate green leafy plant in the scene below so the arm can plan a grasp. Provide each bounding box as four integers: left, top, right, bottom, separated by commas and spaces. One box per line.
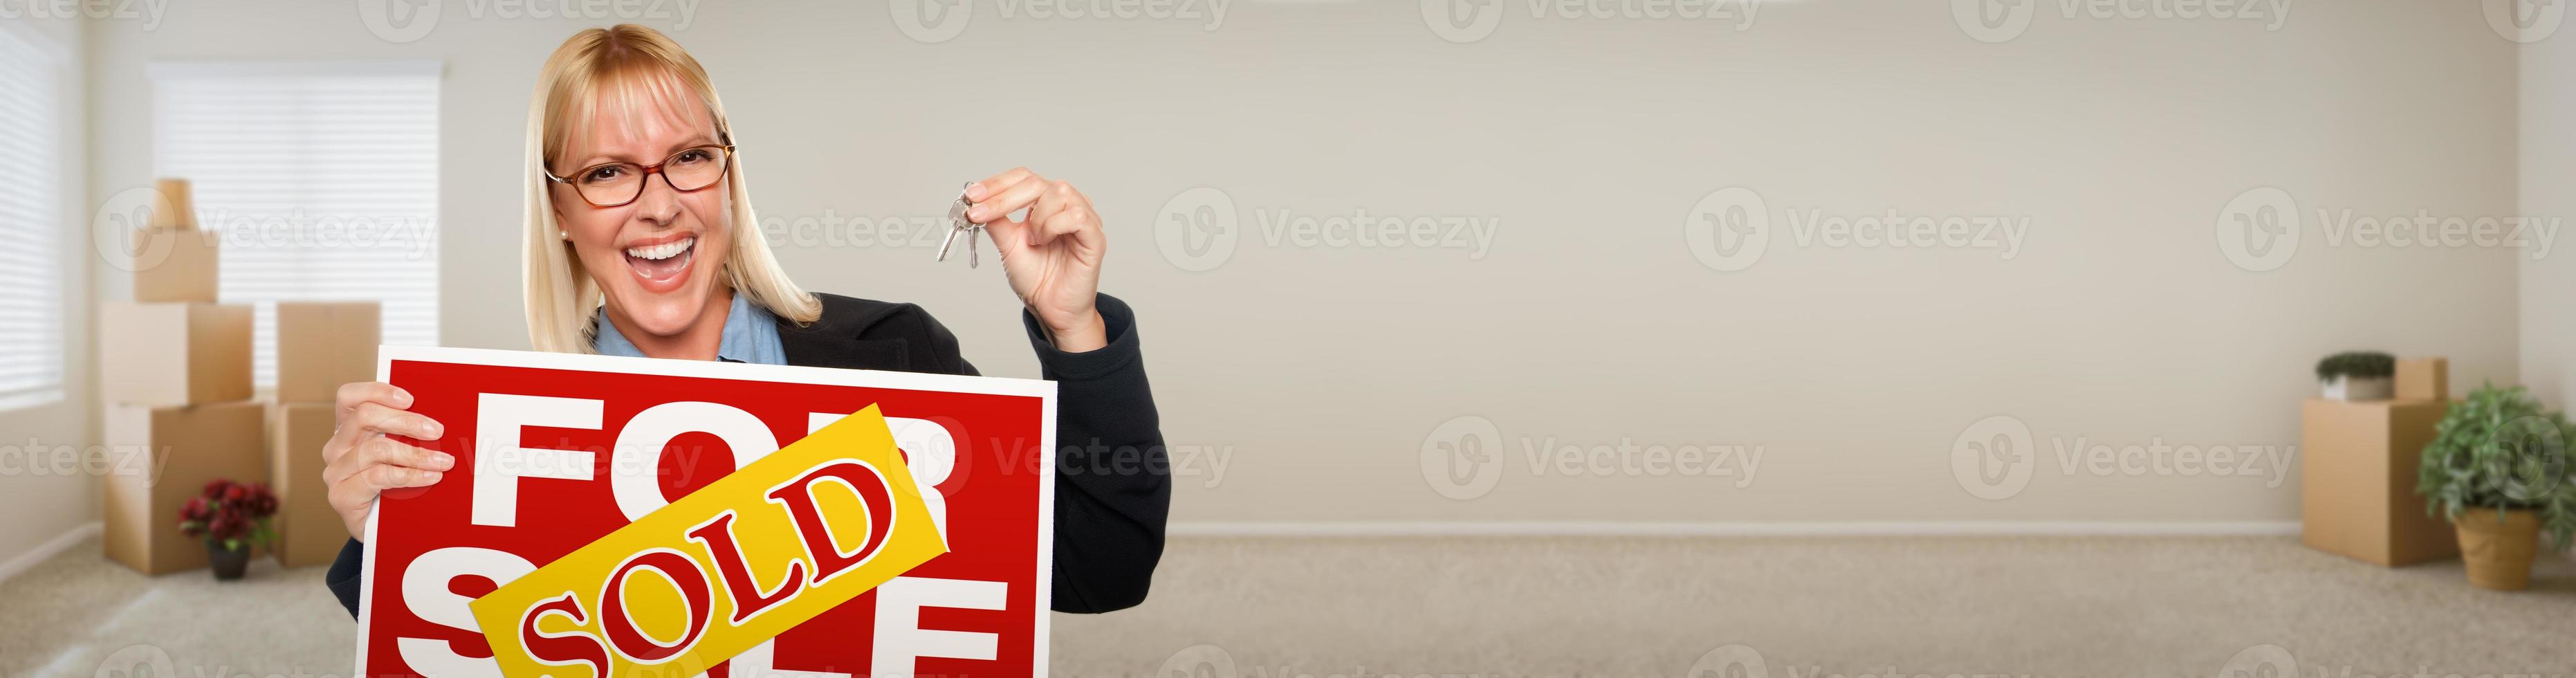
2418, 383, 2576, 549
2315, 351, 2395, 381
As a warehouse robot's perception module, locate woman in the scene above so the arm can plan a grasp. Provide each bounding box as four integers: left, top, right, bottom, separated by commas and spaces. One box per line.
319, 24, 1168, 616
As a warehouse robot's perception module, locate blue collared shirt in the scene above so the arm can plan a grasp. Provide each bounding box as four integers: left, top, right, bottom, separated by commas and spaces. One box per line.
591, 291, 788, 365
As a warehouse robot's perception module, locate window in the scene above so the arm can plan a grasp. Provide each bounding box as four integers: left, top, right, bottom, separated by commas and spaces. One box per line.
0, 28, 65, 411
152, 62, 441, 389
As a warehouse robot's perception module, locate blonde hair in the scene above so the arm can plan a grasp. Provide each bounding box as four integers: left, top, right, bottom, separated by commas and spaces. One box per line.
522, 24, 820, 354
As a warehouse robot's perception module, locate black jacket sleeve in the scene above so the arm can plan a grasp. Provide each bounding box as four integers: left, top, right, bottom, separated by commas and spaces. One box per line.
1008, 295, 1170, 613
325, 293, 1169, 618
901, 294, 1169, 612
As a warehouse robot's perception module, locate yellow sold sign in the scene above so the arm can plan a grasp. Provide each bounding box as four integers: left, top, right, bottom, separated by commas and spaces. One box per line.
468, 404, 946, 678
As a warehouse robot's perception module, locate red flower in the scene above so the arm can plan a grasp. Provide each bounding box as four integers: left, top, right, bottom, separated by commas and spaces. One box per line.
175, 477, 274, 546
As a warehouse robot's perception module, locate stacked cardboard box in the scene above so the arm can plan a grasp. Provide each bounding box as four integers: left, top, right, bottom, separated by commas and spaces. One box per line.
101, 178, 269, 575
132, 178, 221, 304
2300, 357, 2458, 567
269, 302, 380, 567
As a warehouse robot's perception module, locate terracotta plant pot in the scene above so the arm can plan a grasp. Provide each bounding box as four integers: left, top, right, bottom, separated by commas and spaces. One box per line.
207, 541, 250, 581
2453, 507, 2541, 591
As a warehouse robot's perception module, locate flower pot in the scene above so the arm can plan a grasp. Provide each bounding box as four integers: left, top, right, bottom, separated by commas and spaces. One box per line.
2453, 508, 2541, 591
206, 541, 250, 581
2320, 375, 2392, 401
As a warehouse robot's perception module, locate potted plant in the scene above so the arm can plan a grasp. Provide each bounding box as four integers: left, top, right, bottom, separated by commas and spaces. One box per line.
2418, 383, 2576, 590
2315, 351, 2395, 401
176, 479, 279, 580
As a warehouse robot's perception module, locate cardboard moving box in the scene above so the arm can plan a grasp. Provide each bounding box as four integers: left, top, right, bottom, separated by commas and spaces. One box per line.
2301, 398, 2458, 567
100, 302, 252, 407
102, 401, 268, 575
129, 227, 219, 304
269, 403, 346, 567
2396, 358, 2449, 401
131, 178, 217, 304
275, 302, 381, 403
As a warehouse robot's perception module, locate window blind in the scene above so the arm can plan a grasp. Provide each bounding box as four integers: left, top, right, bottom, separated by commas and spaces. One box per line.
152, 62, 441, 389
0, 29, 64, 411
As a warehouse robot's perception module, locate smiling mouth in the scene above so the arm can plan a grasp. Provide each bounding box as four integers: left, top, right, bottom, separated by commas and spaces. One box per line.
623, 235, 697, 293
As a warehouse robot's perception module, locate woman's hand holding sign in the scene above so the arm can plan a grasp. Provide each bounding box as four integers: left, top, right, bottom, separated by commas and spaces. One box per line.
322, 381, 454, 542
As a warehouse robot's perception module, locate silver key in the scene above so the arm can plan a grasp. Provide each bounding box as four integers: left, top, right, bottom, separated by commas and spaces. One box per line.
937, 182, 983, 268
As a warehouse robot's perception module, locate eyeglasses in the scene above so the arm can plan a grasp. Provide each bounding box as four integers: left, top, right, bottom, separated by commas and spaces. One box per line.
544, 145, 735, 208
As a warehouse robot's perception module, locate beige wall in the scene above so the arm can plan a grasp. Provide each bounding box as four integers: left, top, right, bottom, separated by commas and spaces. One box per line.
59, 1, 2530, 534
2523, 8, 2575, 410
0, 15, 93, 566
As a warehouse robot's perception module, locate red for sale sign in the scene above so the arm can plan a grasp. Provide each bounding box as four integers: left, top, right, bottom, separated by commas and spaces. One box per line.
355, 346, 1056, 677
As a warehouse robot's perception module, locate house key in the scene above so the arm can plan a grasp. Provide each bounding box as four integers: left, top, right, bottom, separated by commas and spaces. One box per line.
937, 181, 984, 268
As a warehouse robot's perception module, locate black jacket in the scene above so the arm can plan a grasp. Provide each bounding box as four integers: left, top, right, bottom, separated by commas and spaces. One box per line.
325, 292, 1169, 616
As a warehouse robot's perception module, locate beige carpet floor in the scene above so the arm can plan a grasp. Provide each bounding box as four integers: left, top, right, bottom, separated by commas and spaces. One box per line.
3, 534, 2570, 677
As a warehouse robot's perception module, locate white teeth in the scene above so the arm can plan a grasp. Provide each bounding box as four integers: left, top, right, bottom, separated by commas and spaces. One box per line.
624, 237, 694, 261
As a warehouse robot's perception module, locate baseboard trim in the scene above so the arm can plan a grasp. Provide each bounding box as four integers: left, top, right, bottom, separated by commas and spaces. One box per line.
1168, 520, 2305, 537
0, 522, 103, 585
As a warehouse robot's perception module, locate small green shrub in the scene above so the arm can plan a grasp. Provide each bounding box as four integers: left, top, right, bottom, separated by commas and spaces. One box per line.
2418, 383, 2576, 549
2315, 351, 2395, 381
